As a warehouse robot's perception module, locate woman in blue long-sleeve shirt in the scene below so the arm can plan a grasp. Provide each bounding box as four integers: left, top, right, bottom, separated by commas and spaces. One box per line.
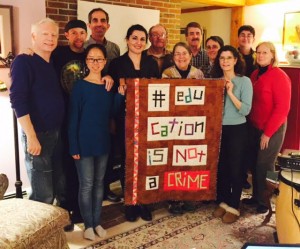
68, 44, 113, 241
211, 45, 253, 224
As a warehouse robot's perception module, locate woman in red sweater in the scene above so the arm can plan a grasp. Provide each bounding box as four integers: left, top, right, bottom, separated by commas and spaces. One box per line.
242, 41, 291, 213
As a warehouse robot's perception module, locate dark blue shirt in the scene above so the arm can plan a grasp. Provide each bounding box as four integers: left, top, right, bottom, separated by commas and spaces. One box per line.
10, 54, 65, 132
68, 79, 113, 157
51, 45, 86, 96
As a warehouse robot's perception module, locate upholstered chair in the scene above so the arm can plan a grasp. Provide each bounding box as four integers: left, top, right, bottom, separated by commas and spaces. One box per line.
0, 173, 8, 200
0, 174, 70, 248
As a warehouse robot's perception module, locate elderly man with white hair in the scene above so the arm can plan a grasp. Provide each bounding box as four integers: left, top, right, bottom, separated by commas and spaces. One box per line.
10, 18, 65, 205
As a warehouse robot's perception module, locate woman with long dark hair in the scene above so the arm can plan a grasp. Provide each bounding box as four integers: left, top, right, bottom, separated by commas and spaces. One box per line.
108, 24, 159, 222
212, 45, 253, 223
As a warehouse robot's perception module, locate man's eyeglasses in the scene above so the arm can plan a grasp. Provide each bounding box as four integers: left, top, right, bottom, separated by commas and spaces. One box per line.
151, 33, 167, 39
206, 45, 219, 50
86, 58, 106, 63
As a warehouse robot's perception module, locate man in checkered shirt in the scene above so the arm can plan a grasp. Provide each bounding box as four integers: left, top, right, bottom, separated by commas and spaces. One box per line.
185, 22, 210, 74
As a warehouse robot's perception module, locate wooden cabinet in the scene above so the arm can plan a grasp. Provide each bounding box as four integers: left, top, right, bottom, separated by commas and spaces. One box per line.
280, 66, 300, 151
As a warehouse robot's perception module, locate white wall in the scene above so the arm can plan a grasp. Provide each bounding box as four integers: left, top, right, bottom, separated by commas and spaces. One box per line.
0, 0, 46, 194
244, 1, 300, 61
181, 8, 232, 46
78, 0, 160, 54
181, 0, 300, 62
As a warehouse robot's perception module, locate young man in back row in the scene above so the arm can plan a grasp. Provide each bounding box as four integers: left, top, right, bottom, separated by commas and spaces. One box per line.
238, 25, 257, 78
237, 25, 257, 190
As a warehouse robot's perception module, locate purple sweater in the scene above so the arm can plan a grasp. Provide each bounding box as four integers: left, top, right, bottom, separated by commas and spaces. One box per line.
10, 54, 65, 132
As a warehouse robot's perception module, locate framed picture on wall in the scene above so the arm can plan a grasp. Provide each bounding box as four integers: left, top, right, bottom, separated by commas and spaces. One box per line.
0, 5, 13, 67
283, 11, 300, 50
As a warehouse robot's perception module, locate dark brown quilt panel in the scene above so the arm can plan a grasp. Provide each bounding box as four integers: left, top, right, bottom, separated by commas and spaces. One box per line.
124, 78, 224, 205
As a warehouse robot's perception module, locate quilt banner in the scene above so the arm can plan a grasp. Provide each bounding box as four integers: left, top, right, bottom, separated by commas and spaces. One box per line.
124, 79, 224, 205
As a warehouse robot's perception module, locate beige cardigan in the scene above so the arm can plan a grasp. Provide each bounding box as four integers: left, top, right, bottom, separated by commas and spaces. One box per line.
162, 65, 204, 79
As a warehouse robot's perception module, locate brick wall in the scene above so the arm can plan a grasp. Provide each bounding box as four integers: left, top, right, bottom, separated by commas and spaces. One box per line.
45, 0, 181, 50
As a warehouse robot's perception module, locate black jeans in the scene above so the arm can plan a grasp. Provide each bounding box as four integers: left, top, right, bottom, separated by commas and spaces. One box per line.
217, 123, 248, 209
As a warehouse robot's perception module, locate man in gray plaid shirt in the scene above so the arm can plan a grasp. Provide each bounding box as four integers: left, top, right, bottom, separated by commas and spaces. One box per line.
185, 22, 209, 75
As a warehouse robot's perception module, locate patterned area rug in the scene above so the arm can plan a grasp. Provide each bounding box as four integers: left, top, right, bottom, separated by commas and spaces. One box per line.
84, 202, 276, 249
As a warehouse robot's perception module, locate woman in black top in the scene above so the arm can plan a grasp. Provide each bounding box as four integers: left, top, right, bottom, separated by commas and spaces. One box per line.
108, 24, 159, 222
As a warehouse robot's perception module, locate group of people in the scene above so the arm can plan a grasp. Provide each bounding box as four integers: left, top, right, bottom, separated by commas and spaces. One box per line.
9, 6, 291, 241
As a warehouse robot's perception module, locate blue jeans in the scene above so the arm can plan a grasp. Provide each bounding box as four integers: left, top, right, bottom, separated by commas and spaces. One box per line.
22, 130, 65, 204
75, 155, 108, 228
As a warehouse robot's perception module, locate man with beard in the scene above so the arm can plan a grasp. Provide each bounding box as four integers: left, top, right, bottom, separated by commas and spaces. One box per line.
85, 8, 122, 203
51, 19, 88, 232
52, 20, 87, 94
185, 22, 209, 73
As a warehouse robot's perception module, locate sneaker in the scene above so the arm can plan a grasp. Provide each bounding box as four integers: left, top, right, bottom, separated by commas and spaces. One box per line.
242, 197, 258, 205
213, 206, 226, 218
256, 205, 268, 214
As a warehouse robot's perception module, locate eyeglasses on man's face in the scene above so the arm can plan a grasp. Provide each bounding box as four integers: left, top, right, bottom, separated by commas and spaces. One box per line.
151, 33, 167, 39
86, 58, 106, 63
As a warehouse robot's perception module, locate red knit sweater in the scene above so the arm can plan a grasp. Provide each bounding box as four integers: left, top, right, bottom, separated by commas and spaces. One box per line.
249, 65, 291, 137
